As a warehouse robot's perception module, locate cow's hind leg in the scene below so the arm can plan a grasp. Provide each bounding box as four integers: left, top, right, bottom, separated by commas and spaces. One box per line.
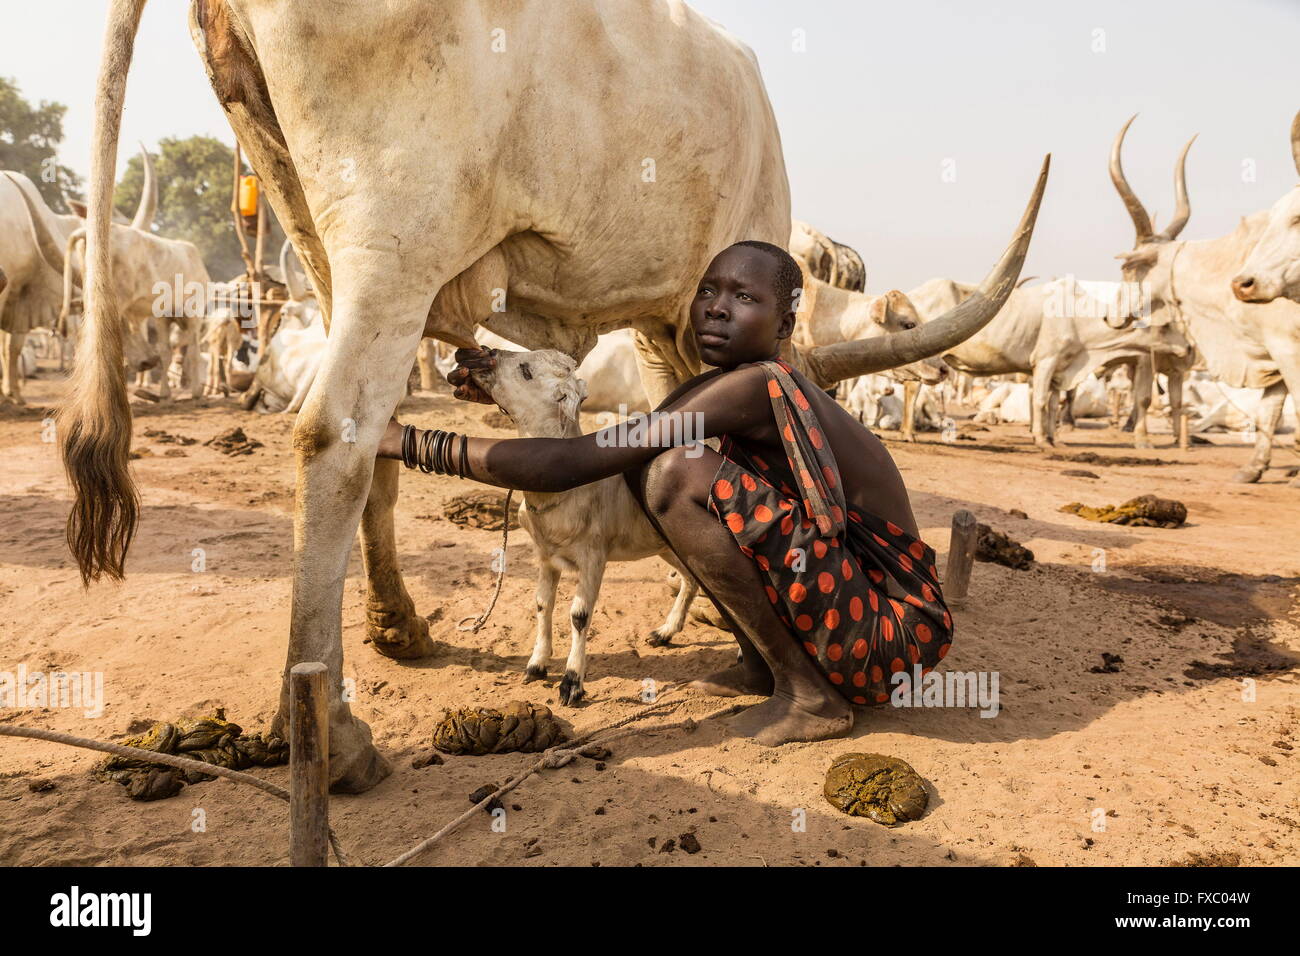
361, 459, 435, 659
273, 271, 430, 793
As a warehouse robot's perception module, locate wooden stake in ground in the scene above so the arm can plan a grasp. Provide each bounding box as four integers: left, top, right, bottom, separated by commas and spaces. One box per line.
944, 509, 978, 605
289, 662, 329, 867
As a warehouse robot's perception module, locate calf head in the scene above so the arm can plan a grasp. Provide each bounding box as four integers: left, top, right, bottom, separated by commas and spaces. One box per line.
467, 348, 589, 439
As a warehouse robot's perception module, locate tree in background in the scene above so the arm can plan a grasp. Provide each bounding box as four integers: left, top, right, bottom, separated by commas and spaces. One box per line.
0, 77, 81, 210
114, 135, 286, 281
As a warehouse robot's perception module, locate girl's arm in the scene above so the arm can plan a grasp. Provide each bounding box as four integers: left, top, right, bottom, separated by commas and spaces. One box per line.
392, 363, 772, 492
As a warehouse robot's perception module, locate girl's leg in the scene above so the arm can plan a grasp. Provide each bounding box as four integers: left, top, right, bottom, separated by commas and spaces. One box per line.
624, 446, 852, 746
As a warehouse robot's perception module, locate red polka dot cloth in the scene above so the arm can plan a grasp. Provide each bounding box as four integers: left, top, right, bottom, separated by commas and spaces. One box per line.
706, 358, 953, 705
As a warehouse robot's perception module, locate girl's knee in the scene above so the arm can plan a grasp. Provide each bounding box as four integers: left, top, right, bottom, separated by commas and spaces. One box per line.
642, 446, 715, 516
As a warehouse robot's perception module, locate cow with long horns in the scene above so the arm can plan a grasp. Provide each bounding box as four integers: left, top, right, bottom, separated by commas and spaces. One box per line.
73, 0, 1047, 790
1108, 114, 1300, 485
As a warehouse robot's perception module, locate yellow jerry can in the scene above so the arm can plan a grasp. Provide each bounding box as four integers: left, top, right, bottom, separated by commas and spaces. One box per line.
238, 175, 260, 217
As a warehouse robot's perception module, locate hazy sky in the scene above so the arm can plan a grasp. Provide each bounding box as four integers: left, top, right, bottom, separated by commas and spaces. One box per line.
5, 0, 1297, 290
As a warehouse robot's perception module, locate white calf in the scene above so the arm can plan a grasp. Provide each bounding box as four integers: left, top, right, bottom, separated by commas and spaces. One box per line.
469, 348, 699, 705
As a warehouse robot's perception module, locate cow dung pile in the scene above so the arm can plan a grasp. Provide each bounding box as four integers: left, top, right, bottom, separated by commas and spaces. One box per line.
443, 489, 519, 531
822, 753, 929, 826
204, 426, 263, 456
432, 701, 567, 756
94, 711, 288, 802
1059, 494, 1187, 528
976, 523, 1035, 569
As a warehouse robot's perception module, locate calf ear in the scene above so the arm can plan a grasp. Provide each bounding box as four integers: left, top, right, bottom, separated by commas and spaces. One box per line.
868, 296, 889, 325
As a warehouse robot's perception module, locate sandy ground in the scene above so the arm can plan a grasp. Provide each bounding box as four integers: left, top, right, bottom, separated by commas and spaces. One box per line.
1, 363, 1297, 868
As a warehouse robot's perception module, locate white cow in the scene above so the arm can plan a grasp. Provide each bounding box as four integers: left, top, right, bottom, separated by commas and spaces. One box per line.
5, 148, 209, 402
1109, 115, 1300, 485
1232, 111, 1300, 305
0, 176, 103, 405
74, 0, 1047, 791
1184, 374, 1298, 434
906, 274, 1189, 448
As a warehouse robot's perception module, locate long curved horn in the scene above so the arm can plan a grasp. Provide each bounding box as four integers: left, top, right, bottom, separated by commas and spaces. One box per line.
801, 155, 1050, 384
1158, 134, 1196, 240
1291, 109, 1299, 178
279, 238, 307, 300
130, 142, 157, 231
3, 171, 71, 275
1109, 114, 1154, 243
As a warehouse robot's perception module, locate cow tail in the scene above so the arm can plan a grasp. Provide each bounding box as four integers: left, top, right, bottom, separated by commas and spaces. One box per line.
59, 0, 148, 584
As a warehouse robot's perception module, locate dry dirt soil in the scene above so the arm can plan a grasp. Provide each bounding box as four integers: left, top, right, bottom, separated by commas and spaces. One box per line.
1, 365, 1297, 867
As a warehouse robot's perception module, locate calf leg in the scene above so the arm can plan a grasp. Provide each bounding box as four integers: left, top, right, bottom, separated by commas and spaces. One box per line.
649, 553, 699, 645
559, 556, 605, 705
525, 562, 560, 682
360, 458, 436, 659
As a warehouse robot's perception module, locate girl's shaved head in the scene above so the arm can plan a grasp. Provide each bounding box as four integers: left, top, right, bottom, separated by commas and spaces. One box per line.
729, 240, 803, 316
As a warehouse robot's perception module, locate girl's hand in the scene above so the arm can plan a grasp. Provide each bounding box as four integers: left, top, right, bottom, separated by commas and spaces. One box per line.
447, 347, 497, 404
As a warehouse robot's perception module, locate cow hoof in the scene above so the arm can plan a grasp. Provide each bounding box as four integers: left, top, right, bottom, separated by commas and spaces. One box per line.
1133, 438, 1152, 450
1289, 474, 1300, 489
1231, 467, 1264, 484
645, 630, 674, 647
366, 604, 436, 660
558, 672, 586, 706
327, 718, 392, 794
523, 664, 548, 683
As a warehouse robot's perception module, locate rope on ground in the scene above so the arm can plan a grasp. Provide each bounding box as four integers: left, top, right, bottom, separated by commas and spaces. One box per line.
0, 723, 353, 867
458, 489, 514, 632
1, 684, 742, 868
382, 688, 744, 867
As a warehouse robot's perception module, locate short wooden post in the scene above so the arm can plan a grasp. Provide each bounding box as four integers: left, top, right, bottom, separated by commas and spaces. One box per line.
290, 662, 329, 867
944, 509, 978, 605
1177, 410, 1190, 451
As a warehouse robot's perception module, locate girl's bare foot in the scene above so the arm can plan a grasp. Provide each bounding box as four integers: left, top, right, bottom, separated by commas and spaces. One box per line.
687, 662, 774, 698
729, 692, 853, 746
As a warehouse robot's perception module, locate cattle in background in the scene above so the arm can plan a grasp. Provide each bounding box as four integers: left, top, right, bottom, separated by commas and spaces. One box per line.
907, 274, 1189, 448
1109, 114, 1300, 485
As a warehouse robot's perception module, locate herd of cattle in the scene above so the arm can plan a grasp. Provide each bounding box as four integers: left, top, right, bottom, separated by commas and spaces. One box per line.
4, 117, 1297, 476
3, 0, 1299, 788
